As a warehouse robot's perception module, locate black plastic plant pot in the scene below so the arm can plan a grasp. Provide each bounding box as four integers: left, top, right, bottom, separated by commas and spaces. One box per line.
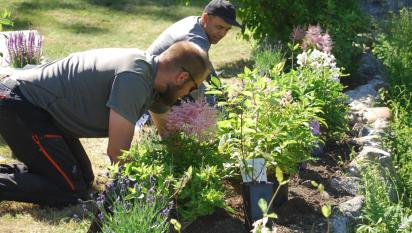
242, 181, 288, 230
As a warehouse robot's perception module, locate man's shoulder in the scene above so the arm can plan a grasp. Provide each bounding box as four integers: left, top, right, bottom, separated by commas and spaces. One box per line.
174, 16, 199, 27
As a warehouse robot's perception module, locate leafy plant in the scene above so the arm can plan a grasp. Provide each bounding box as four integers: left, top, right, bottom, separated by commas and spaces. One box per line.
356, 165, 411, 233
91, 171, 172, 233
216, 66, 322, 175
120, 121, 229, 222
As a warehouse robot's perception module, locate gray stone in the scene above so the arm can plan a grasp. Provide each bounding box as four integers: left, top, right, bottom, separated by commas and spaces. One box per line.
331, 196, 364, 233
345, 79, 384, 111
346, 165, 362, 178
352, 135, 382, 147
348, 147, 400, 202
330, 177, 362, 196
358, 118, 389, 137
357, 146, 390, 162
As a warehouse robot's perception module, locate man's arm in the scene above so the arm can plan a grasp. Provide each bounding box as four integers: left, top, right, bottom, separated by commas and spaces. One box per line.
107, 109, 135, 164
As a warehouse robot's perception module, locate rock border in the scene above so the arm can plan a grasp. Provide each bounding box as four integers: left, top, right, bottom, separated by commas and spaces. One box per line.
331, 53, 398, 233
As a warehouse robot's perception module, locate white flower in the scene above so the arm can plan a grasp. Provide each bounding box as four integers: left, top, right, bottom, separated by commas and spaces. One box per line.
296, 49, 341, 82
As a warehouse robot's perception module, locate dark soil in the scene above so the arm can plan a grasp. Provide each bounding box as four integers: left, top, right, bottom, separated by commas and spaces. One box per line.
183, 140, 357, 233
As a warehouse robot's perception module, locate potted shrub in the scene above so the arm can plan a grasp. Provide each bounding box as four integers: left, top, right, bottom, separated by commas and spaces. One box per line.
214, 66, 322, 230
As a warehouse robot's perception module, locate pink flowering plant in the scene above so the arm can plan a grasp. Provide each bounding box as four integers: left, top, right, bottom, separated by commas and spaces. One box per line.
164, 97, 218, 141
252, 25, 348, 140
117, 99, 230, 222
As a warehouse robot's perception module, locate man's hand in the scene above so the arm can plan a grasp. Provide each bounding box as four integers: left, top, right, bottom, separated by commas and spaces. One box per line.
107, 109, 134, 164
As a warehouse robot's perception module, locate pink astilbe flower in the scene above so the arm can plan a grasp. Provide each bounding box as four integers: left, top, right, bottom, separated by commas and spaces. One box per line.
319, 33, 332, 54
165, 97, 218, 141
301, 25, 333, 54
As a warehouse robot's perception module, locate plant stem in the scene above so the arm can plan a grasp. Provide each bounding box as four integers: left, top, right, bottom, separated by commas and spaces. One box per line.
267, 182, 283, 210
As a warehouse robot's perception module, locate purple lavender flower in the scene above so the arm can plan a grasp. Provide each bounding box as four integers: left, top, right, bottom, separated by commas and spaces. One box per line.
98, 212, 104, 221
6, 31, 43, 68
309, 119, 321, 135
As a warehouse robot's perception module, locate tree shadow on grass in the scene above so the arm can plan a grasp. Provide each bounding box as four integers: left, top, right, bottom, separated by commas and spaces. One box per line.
16, 1, 83, 12
64, 22, 108, 35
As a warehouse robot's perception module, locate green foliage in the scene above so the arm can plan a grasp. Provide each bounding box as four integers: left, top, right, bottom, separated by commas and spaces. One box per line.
252, 42, 285, 76
373, 8, 412, 202
216, 66, 322, 175
235, 0, 369, 72
100, 187, 171, 233
373, 8, 412, 89
294, 59, 349, 140
381, 87, 412, 202
0, 9, 13, 31
373, 9, 412, 90
356, 165, 412, 233
176, 165, 229, 220
121, 129, 228, 222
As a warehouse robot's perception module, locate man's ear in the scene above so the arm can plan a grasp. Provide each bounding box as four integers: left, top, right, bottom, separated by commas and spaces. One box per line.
201, 12, 209, 24
175, 71, 188, 86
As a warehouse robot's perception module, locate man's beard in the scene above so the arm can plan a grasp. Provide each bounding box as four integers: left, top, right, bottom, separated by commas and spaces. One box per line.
158, 83, 181, 106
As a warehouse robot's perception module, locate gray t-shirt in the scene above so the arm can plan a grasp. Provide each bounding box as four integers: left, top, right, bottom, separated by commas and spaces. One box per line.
14, 48, 168, 137
147, 16, 210, 55
147, 16, 216, 100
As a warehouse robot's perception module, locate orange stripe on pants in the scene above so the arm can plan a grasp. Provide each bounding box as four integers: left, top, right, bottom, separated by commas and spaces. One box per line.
32, 134, 76, 191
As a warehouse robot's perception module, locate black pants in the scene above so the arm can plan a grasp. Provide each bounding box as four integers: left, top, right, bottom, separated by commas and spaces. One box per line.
0, 78, 94, 206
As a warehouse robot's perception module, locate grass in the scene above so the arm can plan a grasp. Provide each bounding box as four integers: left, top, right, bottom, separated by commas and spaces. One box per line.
0, 0, 251, 232
2, 0, 250, 69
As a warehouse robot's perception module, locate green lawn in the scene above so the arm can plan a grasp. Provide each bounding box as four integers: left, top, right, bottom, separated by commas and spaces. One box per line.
2, 0, 250, 67
0, 0, 251, 232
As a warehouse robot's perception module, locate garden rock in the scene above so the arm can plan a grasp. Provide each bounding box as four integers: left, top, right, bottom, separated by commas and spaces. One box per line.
331, 196, 364, 233
346, 147, 390, 177
345, 79, 384, 111
358, 118, 389, 137
352, 135, 382, 148
330, 177, 362, 196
